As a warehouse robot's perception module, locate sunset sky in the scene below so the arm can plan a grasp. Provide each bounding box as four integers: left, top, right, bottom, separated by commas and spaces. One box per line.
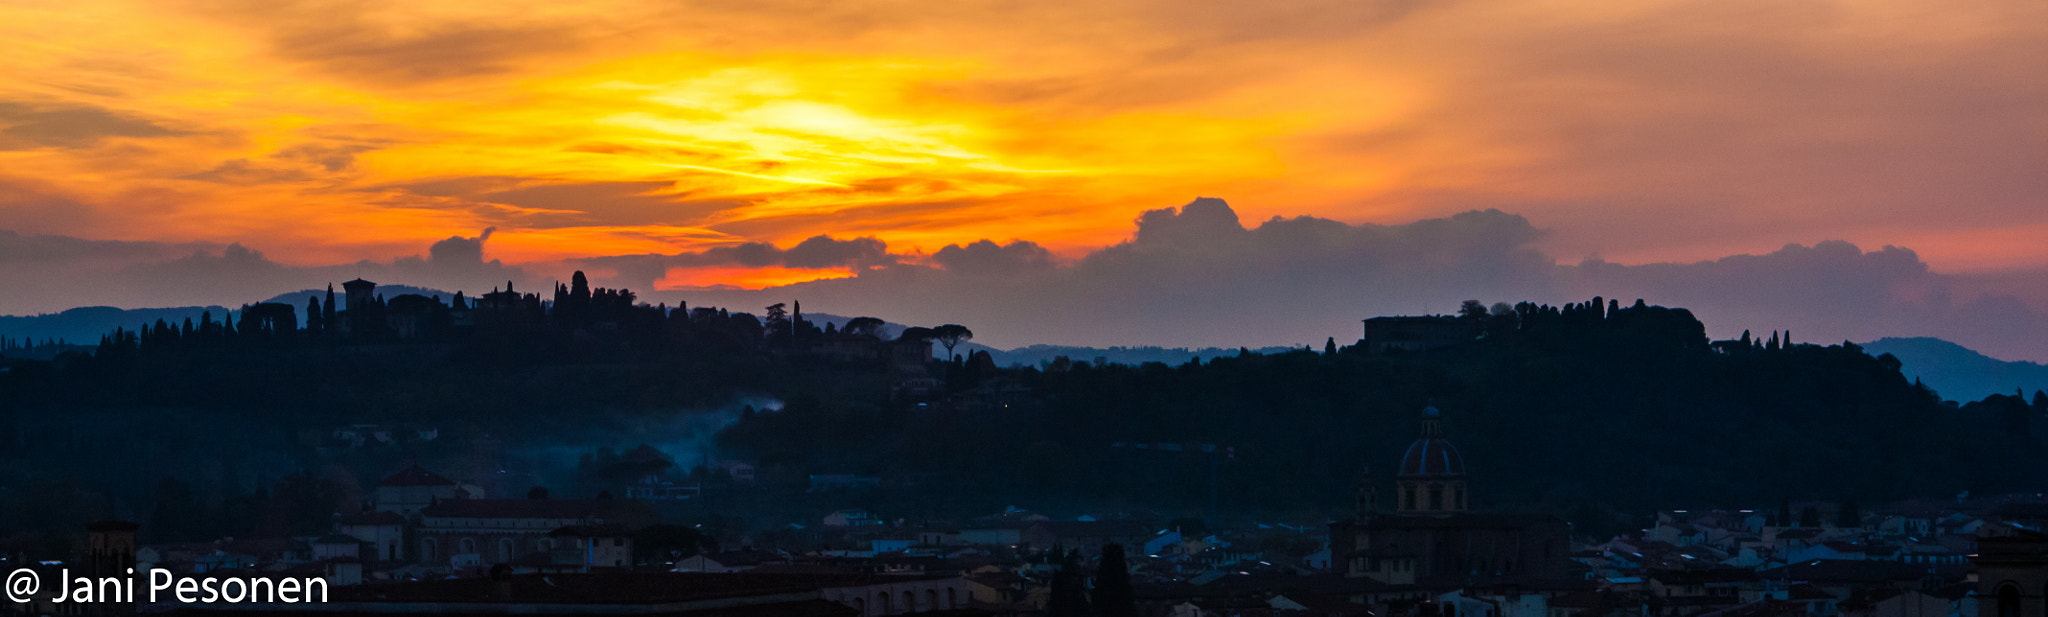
3, 0, 2046, 356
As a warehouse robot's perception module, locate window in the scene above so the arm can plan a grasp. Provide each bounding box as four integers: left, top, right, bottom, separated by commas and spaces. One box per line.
947, 588, 957, 609
421, 538, 438, 563
1430, 486, 1443, 511
903, 591, 915, 613
459, 537, 477, 555
499, 539, 515, 562
1999, 584, 2020, 617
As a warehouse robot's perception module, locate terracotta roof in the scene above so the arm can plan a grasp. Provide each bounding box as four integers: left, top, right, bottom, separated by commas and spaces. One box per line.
1767, 559, 1957, 583
339, 511, 408, 525
421, 498, 655, 522
1650, 568, 1759, 584
378, 464, 457, 487
548, 524, 636, 537
87, 520, 140, 532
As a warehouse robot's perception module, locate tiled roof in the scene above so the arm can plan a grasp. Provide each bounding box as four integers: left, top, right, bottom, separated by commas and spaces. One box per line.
339, 511, 408, 525
421, 499, 654, 522
378, 464, 457, 487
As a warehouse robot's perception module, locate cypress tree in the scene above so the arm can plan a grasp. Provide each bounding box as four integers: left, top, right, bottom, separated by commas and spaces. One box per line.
1093, 544, 1135, 617
1836, 500, 1861, 529
323, 284, 337, 324
1047, 549, 1092, 617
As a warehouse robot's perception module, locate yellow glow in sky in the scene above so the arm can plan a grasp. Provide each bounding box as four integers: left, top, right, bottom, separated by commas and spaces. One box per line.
1, 0, 2044, 279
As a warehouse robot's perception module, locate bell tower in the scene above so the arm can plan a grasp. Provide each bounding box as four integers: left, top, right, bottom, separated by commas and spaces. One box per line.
1355, 467, 1379, 521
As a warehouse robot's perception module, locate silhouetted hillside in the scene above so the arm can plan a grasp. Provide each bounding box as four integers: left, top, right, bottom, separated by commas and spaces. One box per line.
1861, 337, 2048, 402
0, 305, 231, 346
719, 298, 2048, 530
2, 289, 2040, 546
262, 285, 454, 309
984, 345, 1302, 367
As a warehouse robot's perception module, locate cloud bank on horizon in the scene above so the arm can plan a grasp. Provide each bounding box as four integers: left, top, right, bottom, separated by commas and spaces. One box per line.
4, 198, 2046, 365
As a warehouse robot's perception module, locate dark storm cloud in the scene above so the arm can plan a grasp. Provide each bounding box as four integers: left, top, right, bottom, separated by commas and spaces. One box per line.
426, 227, 495, 266
7, 200, 2047, 363
0, 229, 533, 315
181, 138, 384, 185
375, 176, 743, 228
0, 180, 102, 234
278, 24, 583, 83
662, 198, 2048, 363
568, 235, 900, 292
0, 101, 182, 149
668, 199, 1562, 349
932, 240, 1054, 277
174, 0, 590, 86
181, 159, 318, 185
477, 181, 716, 225
777, 235, 895, 269
1563, 242, 2048, 364
0, 229, 213, 265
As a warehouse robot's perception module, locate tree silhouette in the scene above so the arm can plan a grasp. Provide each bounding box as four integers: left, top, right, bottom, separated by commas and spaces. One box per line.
1093, 543, 1135, 617
765, 303, 790, 341
932, 324, 973, 362
305, 297, 323, 334
1046, 549, 1092, 617
322, 284, 337, 336
844, 317, 886, 339
1459, 299, 1488, 320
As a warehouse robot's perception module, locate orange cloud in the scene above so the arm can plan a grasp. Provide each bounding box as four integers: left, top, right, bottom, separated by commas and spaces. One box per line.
654, 265, 854, 291
0, 0, 2043, 286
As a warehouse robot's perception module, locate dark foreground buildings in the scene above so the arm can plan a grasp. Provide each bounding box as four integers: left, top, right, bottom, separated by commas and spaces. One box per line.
166, 572, 967, 617
1329, 405, 1578, 602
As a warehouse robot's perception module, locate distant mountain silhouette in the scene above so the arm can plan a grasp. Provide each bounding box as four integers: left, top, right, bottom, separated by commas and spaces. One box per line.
791, 313, 1299, 364
0, 286, 456, 347
0, 305, 231, 346
1861, 337, 2048, 402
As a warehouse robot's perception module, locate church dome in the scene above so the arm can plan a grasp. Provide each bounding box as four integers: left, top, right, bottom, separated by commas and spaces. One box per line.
1399, 437, 1465, 477
1397, 405, 1466, 477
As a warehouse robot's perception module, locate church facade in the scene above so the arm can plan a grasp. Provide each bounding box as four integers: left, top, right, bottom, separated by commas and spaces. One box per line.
1330, 405, 1578, 592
